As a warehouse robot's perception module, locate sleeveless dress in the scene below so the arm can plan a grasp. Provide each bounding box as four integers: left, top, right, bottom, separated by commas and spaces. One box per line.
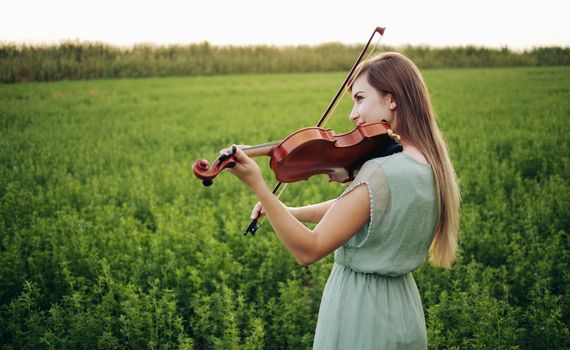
312, 152, 437, 350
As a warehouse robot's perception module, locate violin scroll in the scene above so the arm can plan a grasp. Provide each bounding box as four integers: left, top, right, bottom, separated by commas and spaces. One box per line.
192, 145, 237, 187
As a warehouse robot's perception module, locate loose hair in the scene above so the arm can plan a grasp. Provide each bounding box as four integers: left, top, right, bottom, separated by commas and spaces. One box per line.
349, 52, 460, 269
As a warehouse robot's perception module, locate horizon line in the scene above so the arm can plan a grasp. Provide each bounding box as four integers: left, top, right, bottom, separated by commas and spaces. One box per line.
1, 38, 567, 52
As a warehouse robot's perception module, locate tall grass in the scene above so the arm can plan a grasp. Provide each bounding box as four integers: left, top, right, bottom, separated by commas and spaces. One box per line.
0, 67, 569, 349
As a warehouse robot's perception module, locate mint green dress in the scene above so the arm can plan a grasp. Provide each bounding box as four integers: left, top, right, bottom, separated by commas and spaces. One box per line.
313, 152, 436, 350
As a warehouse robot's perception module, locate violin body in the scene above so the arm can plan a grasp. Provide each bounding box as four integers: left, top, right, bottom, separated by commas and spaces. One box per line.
268, 122, 399, 183
192, 121, 402, 186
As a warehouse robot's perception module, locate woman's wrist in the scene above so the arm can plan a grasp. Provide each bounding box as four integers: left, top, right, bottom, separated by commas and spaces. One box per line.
250, 179, 271, 198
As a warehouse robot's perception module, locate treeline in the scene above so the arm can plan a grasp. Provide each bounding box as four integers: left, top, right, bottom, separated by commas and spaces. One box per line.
0, 41, 569, 83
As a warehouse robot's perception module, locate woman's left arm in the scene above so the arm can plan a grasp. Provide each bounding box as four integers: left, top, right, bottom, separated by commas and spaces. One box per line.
228, 146, 370, 266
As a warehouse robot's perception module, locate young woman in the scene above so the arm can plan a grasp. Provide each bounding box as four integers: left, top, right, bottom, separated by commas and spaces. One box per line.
223, 52, 460, 349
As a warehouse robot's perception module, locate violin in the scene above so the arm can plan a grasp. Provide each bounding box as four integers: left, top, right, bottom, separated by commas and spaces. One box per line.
192, 121, 402, 187
193, 26, 389, 235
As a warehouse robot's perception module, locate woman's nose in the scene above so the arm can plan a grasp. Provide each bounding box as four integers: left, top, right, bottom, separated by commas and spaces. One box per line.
349, 107, 359, 122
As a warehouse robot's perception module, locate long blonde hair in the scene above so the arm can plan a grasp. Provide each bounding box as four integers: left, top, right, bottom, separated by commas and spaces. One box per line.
350, 52, 460, 269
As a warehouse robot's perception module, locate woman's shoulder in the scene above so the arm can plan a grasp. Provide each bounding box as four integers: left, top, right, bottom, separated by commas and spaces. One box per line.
365, 153, 434, 189
366, 152, 431, 170
350, 152, 432, 190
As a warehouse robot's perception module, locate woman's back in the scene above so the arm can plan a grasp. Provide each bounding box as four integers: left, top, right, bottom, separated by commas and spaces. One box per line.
335, 152, 437, 275
313, 152, 436, 349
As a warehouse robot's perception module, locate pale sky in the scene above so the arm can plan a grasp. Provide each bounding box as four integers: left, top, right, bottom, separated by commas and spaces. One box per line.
1, 0, 569, 50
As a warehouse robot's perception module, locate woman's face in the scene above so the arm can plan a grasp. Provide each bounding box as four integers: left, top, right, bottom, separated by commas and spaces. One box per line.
349, 73, 396, 126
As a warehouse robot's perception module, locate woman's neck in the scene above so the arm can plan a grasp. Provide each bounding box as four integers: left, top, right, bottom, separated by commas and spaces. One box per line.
400, 140, 429, 164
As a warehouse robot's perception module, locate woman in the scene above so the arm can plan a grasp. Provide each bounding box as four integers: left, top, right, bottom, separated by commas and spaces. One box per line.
224, 52, 460, 349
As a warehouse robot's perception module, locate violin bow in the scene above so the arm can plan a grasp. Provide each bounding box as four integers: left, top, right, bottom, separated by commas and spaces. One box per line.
245, 26, 386, 235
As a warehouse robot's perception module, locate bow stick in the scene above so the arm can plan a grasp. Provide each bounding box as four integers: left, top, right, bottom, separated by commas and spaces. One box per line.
245, 26, 386, 235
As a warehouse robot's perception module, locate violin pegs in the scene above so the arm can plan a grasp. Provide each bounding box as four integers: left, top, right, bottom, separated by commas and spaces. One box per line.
216, 149, 236, 168
202, 179, 213, 187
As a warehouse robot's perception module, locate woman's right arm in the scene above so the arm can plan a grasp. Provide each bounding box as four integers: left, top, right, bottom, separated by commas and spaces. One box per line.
251, 199, 335, 224
289, 200, 335, 224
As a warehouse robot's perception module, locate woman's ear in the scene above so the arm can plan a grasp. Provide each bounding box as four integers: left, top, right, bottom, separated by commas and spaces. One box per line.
387, 94, 397, 110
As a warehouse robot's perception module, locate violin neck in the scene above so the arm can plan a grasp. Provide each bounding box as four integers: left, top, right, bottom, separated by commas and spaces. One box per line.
242, 141, 280, 157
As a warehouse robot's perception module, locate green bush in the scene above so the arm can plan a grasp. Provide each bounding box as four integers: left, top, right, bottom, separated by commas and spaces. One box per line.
0, 67, 568, 348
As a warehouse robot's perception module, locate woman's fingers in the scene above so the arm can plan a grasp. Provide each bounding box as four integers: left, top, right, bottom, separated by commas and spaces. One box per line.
251, 201, 265, 219
219, 147, 231, 157
219, 145, 250, 157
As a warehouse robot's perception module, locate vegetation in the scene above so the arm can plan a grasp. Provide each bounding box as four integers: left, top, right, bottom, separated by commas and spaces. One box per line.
0, 67, 569, 349
1, 41, 568, 83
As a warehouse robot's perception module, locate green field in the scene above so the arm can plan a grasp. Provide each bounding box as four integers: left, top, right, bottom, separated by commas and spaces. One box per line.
1, 67, 569, 349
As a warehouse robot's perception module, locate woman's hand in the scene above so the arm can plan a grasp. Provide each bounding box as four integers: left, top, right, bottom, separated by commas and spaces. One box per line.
250, 201, 266, 220
221, 145, 266, 191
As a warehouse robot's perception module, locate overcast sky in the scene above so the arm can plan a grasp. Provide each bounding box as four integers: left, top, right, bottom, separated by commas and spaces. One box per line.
2, 0, 568, 50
